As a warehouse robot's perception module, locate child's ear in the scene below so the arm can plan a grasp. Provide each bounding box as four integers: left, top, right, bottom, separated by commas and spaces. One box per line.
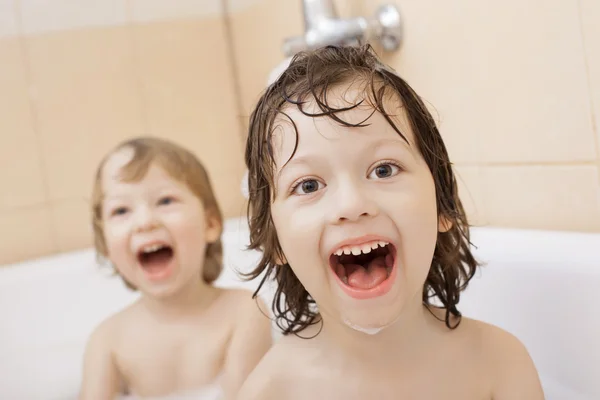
204, 213, 222, 243
438, 215, 453, 233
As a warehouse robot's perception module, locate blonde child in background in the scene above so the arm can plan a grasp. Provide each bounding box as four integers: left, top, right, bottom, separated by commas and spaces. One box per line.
238, 45, 544, 400
79, 137, 272, 400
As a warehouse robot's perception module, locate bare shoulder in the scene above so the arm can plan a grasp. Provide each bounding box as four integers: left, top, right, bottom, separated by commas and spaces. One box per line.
220, 288, 271, 320
236, 335, 304, 400
80, 305, 134, 399
219, 288, 273, 397
465, 318, 545, 399
85, 308, 125, 352
83, 301, 140, 366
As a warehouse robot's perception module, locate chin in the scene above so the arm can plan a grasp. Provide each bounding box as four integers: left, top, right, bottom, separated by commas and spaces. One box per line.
139, 280, 181, 298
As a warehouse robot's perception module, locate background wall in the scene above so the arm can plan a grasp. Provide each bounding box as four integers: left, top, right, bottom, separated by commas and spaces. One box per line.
1, 0, 599, 266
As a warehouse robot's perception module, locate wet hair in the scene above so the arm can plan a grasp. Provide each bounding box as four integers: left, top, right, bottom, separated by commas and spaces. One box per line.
91, 137, 224, 289
244, 44, 479, 335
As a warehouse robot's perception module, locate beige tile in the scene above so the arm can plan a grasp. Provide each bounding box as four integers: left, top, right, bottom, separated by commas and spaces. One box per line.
209, 169, 247, 220
49, 198, 94, 252
26, 27, 145, 201
0, 206, 56, 266
227, 0, 304, 118
19, 0, 127, 35
132, 19, 239, 139
227, 0, 266, 13
579, 0, 600, 156
453, 165, 487, 226
0, 38, 47, 209
368, 0, 595, 164
0, 0, 18, 38
482, 165, 600, 232
129, 0, 221, 23
334, 0, 366, 17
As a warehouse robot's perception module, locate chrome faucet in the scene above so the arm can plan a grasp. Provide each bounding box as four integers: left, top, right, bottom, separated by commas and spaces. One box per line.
283, 0, 403, 56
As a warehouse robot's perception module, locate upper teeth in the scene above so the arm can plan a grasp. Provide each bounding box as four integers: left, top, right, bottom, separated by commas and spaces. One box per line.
142, 244, 165, 253
334, 241, 388, 256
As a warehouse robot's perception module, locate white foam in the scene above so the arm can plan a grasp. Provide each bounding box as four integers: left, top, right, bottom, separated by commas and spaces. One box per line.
342, 318, 385, 335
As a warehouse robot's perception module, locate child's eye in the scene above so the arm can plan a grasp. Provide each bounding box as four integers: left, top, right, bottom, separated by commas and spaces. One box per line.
368, 162, 401, 179
291, 178, 324, 195
111, 207, 129, 217
158, 196, 175, 206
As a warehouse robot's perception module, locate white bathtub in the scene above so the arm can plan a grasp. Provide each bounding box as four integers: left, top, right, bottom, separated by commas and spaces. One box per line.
0, 218, 598, 399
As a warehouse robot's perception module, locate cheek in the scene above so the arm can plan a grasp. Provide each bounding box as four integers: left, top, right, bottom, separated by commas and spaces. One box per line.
394, 169, 438, 221
167, 209, 206, 237
103, 223, 130, 254
393, 176, 439, 276
271, 203, 328, 290
165, 211, 208, 258
271, 201, 322, 254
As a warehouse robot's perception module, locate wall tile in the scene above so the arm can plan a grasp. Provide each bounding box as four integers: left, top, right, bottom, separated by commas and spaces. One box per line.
49, 198, 93, 253
0, 206, 56, 266
579, 0, 600, 162
0, 38, 47, 209
0, 0, 18, 38
26, 27, 145, 201
226, 0, 304, 118
132, 19, 237, 139
482, 165, 600, 232
368, 0, 595, 164
19, 0, 126, 35
129, 0, 221, 23
454, 165, 487, 226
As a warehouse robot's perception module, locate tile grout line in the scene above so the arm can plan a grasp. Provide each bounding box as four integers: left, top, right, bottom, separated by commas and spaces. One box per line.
576, 0, 600, 190
124, 0, 152, 137
13, 0, 59, 251
454, 160, 597, 168
220, 0, 247, 145
0, 196, 89, 217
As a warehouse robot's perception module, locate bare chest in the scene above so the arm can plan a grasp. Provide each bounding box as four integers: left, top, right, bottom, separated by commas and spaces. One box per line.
281, 361, 491, 400
115, 321, 231, 397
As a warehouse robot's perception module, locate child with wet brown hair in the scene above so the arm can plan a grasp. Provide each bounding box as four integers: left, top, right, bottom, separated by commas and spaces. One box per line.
237, 45, 544, 400
79, 137, 271, 400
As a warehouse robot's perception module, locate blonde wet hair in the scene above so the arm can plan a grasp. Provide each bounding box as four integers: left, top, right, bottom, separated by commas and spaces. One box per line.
91, 137, 223, 289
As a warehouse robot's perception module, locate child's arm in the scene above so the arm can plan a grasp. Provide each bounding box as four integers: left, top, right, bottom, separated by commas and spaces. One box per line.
488, 328, 545, 399
79, 320, 121, 400
221, 293, 273, 398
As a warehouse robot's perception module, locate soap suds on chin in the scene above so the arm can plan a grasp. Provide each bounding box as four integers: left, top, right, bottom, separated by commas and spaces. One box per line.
342, 318, 385, 335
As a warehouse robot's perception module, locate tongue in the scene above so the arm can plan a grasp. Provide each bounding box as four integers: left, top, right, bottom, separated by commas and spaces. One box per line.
141, 248, 172, 272
345, 256, 388, 290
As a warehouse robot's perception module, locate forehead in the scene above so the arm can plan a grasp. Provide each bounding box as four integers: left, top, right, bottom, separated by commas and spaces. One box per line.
101, 147, 134, 184
271, 87, 416, 165
100, 148, 174, 193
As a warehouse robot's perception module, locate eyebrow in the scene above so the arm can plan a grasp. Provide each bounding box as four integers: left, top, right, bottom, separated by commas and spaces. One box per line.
276, 156, 313, 181
101, 194, 126, 203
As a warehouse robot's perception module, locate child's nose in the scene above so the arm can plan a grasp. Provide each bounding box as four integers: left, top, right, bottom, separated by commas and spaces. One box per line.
132, 206, 159, 233
329, 179, 379, 224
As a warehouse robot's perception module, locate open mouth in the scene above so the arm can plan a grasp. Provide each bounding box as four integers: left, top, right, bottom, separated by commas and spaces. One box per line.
329, 240, 396, 299
137, 243, 175, 281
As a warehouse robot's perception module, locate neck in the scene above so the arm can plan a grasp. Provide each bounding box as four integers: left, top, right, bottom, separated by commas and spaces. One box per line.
317, 298, 435, 361
139, 279, 219, 320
